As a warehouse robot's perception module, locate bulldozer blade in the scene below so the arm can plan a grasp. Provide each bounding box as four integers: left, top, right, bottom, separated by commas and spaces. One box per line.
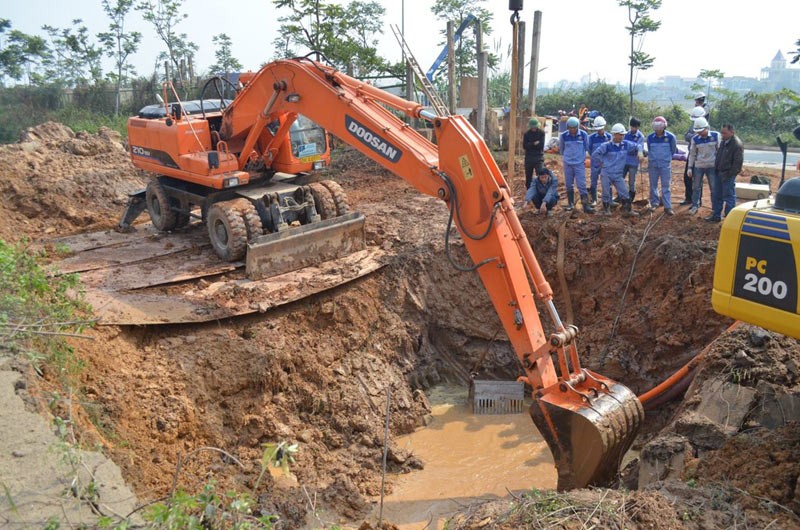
530, 369, 643, 491
246, 212, 366, 280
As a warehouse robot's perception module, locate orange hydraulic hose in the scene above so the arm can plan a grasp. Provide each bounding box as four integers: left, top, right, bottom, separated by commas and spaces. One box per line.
638, 320, 744, 409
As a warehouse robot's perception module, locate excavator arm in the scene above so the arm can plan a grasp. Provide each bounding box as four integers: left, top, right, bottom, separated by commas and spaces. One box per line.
221, 58, 642, 490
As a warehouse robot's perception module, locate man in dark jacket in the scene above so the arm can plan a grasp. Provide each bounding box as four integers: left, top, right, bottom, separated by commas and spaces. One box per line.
523, 118, 546, 190
521, 166, 559, 216
706, 123, 744, 222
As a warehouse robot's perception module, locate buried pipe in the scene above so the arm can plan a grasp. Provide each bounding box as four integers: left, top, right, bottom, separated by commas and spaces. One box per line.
638, 321, 744, 410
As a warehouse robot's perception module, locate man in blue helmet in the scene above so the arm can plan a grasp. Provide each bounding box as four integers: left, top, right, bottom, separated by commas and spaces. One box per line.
559, 116, 594, 213
591, 123, 642, 216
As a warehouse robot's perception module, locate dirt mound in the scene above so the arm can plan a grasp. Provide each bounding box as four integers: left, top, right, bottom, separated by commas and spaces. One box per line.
0, 121, 143, 241
632, 324, 800, 528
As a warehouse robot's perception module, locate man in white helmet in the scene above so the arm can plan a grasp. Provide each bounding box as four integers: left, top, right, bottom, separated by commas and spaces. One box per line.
587, 115, 611, 205
591, 123, 642, 216
681, 105, 709, 206
687, 117, 721, 215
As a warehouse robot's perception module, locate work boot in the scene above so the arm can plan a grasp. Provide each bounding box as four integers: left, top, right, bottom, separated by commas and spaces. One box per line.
565, 189, 575, 211
589, 187, 597, 206
621, 200, 639, 217
600, 202, 612, 215
665, 208, 675, 216
580, 194, 595, 214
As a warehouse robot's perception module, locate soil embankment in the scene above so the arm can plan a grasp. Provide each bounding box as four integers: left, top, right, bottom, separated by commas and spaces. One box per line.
0, 123, 798, 528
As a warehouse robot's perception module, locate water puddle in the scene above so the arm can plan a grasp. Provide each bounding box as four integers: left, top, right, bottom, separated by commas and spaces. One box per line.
375, 384, 556, 529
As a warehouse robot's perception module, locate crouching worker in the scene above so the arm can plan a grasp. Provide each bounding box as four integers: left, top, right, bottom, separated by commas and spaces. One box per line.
591, 123, 642, 216
520, 166, 559, 216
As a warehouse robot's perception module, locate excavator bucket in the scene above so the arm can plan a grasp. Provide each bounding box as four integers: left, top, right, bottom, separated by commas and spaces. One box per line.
246, 212, 367, 280
530, 369, 644, 491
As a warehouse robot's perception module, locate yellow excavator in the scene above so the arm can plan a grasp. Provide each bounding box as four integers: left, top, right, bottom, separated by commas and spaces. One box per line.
713, 175, 800, 339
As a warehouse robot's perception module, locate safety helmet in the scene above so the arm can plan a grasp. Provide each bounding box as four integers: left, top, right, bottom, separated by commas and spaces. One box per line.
652, 116, 667, 130
566, 116, 580, 128
694, 91, 706, 100
693, 117, 709, 131
592, 116, 606, 129
528, 118, 540, 128
689, 106, 706, 119
610, 123, 626, 134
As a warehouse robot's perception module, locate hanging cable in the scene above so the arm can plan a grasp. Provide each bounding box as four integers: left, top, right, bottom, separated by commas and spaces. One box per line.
437, 171, 500, 272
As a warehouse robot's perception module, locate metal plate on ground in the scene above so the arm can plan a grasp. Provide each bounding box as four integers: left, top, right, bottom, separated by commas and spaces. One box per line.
83, 248, 385, 325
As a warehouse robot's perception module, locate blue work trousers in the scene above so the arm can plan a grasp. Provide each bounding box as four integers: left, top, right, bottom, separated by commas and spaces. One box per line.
601, 172, 630, 204
648, 165, 672, 208
564, 162, 587, 195
622, 164, 639, 198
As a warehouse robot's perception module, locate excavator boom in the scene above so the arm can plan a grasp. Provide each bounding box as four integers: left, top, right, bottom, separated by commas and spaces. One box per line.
231, 58, 643, 490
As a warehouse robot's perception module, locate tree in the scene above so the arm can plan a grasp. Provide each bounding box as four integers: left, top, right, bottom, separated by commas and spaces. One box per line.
98, 0, 141, 115
790, 38, 799, 64
271, 0, 390, 77
0, 23, 50, 85
487, 70, 510, 107
431, 0, 494, 80
618, 0, 661, 118
209, 33, 242, 74
137, 0, 197, 90
693, 68, 724, 105
42, 19, 103, 87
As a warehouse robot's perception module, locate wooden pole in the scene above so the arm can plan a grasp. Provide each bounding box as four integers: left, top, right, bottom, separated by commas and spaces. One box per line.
528, 11, 543, 115
476, 19, 486, 136
477, 51, 488, 137
447, 21, 456, 114
517, 21, 526, 106
507, 19, 519, 190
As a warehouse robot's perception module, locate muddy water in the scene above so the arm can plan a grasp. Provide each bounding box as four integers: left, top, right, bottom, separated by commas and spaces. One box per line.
377, 385, 556, 529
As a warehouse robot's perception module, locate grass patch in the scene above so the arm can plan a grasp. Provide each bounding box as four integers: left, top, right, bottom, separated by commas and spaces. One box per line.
0, 239, 91, 383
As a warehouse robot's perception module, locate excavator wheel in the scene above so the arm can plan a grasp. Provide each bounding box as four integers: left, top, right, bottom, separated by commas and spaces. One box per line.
229, 198, 263, 240
146, 179, 178, 231
309, 182, 337, 220
207, 201, 248, 261
320, 180, 350, 216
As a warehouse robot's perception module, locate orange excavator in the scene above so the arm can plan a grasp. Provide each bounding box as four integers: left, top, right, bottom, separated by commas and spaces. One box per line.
121, 57, 643, 490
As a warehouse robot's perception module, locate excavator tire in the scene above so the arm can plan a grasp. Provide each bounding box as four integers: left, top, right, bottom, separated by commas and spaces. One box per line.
207, 201, 248, 261
229, 198, 263, 240
320, 180, 350, 216
309, 182, 337, 220
146, 179, 178, 231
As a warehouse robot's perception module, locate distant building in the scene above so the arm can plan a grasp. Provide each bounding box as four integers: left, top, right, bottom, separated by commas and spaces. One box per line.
759, 50, 800, 91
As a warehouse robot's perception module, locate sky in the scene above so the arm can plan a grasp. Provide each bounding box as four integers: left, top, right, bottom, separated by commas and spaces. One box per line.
2, 0, 798, 88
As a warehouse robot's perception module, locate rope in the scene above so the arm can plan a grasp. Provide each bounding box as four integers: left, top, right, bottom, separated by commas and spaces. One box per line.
601, 210, 664, 367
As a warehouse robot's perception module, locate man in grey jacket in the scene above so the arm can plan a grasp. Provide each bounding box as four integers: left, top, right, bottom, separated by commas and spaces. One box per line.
706, 124, 744, 222
687, 117, 720, 215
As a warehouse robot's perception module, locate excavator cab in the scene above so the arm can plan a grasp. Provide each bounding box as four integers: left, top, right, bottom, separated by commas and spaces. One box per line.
267, 114, 331, 174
